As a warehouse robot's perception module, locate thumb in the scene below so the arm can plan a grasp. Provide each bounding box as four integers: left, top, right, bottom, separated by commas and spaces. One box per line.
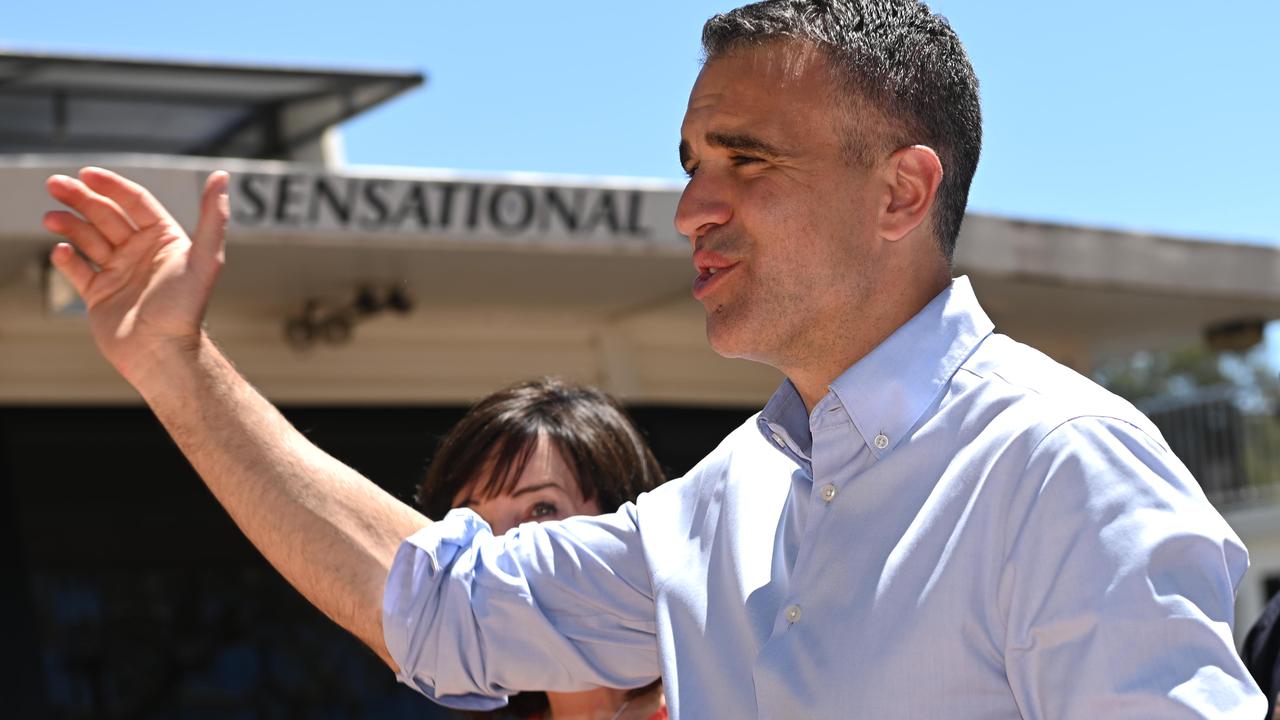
192, 171, 230, 265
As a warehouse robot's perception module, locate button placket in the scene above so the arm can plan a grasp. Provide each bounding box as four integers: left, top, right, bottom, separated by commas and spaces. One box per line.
811, 409, 844, 507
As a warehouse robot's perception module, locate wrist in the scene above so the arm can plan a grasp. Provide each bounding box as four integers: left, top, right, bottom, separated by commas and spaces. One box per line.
120, 330, 214, 399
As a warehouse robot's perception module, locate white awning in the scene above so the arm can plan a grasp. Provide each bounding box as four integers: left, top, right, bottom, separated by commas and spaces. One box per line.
2, 155, 1277, 404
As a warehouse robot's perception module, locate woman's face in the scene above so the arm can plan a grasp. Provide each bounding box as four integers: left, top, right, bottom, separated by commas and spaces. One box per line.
450, 434, 601, 535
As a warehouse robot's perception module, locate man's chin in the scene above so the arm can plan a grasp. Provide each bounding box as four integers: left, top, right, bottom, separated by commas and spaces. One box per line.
705, 317, 753, 361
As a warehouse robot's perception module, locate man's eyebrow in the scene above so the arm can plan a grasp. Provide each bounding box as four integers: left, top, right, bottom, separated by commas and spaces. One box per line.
706, 132, 785, 158
679, 132, 787, 170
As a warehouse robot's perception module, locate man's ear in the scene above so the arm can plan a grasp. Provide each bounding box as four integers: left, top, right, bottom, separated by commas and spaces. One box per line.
880, 144, 943, 243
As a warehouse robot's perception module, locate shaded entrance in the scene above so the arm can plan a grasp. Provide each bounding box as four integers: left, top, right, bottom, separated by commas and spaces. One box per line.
3, 403, 751, 718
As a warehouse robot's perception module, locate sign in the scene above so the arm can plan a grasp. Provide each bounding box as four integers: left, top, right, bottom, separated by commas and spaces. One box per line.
229, 172, 682, 247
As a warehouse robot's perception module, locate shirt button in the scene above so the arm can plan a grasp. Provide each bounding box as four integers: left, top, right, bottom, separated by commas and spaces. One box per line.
771, 432, 786, 449
819, 484, 837, 502
784, 604, 802, 623
874, 433, 889, 449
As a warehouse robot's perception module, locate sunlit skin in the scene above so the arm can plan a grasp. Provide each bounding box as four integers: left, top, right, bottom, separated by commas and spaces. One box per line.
677, 41, 949, 411
450, 435, 664, 720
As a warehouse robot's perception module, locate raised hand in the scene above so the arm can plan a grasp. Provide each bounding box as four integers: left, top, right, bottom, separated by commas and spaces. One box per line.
44, 167, 230, 386
43, 169, 423, 669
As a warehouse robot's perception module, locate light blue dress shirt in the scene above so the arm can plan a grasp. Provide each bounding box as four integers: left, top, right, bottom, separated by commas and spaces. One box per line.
383, 276, 1265, 718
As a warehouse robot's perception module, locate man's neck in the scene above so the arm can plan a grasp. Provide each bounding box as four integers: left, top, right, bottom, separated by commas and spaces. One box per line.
787, 272, 951, 413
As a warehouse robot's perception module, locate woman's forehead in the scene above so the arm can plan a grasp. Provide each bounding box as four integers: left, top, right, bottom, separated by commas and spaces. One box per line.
450, 435, 580, 507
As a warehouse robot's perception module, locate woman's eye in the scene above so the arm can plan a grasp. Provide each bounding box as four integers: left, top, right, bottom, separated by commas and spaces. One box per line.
529, 502, 559, 519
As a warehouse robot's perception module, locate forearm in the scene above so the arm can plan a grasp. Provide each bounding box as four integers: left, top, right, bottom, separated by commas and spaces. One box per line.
135, 334, 429, 669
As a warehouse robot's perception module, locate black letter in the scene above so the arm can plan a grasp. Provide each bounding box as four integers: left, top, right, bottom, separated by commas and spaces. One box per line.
540, 187, 584, 233
390, 183, 432, 228
233, 173, 268, 224
310, 175, 356, 225
488, 186, 535, 234
465, 184, 484, 230
582, 191, 621, 234
624, 191, 650, 237
358, 180, 391, 229
275, 175, 305, 225
436, 183, 459, 228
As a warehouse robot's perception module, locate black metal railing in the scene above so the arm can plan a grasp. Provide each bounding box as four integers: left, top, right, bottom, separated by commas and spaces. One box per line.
1139, 387, 1280, 508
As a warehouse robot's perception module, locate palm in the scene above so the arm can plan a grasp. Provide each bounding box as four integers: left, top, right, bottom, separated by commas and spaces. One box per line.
87, 230, 200, 346
45, 168, 229, 381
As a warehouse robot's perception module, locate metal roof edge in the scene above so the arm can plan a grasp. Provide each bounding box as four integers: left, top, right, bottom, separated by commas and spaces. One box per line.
0, 154, 688, 191
0, 47, 425, 86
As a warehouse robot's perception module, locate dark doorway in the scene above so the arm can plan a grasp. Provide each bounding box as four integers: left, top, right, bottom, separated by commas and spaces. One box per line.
2, 403, 752, 718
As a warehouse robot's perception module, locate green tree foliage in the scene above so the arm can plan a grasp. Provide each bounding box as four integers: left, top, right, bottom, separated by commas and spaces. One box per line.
1094, 344, 1280, 404
1094, 342, 1280, 502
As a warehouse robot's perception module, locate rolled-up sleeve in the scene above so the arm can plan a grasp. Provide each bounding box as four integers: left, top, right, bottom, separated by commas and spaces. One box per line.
382, 505, 660, 710
1003, 416, 1265, 718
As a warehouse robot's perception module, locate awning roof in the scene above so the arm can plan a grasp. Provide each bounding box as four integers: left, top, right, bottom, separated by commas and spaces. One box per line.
0, 50, 424, 158
3, 156, 1279, 404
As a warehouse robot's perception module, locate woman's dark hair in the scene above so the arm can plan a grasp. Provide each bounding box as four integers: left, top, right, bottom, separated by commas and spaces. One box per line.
416, 376, 665, 527
416, 378, 666, 719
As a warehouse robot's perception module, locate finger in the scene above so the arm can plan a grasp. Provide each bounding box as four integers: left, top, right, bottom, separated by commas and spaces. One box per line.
49, 243, 95, 298
43, 211, 113, 266
45, 174, 136, 245
78, 166, 174, 230
191, 171, 230, 264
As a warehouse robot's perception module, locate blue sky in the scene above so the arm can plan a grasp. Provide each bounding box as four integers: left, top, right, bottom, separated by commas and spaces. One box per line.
4, 0, 1276, 245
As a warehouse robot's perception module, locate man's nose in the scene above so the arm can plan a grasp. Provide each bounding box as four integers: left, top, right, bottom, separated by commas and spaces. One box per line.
675, 172, 732, 244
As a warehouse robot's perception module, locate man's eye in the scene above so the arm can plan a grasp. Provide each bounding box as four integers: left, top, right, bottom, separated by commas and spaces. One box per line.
731, 155, 760, 166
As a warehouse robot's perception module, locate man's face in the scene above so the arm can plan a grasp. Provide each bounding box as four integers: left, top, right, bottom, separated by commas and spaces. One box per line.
677, 42, 888, 371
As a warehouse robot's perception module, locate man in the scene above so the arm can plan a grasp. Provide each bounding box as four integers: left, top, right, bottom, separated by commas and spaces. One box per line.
1243, 591, 1280, 717
43, 0, 1264, 717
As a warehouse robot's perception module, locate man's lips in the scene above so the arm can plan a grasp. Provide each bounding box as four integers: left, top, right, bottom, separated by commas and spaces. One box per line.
692, 249, 739, 301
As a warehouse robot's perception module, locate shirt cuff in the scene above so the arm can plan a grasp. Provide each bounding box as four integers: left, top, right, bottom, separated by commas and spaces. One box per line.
382, 508, 510, 711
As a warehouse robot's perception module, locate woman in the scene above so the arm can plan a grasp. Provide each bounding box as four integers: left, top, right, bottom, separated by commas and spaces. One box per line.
417, 377, 667, 720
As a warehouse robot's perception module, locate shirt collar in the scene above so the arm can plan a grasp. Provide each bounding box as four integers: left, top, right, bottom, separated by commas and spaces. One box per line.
757, 378, 814, 469
832, 275, 993, 457
758, 276, 993, 461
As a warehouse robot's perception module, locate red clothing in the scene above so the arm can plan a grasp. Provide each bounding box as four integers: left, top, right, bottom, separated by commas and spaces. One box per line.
530, 706, 667, 720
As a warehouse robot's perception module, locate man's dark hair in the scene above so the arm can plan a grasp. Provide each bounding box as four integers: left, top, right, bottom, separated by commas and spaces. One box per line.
702, 0, 982, 260
416, 376, 664, 526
